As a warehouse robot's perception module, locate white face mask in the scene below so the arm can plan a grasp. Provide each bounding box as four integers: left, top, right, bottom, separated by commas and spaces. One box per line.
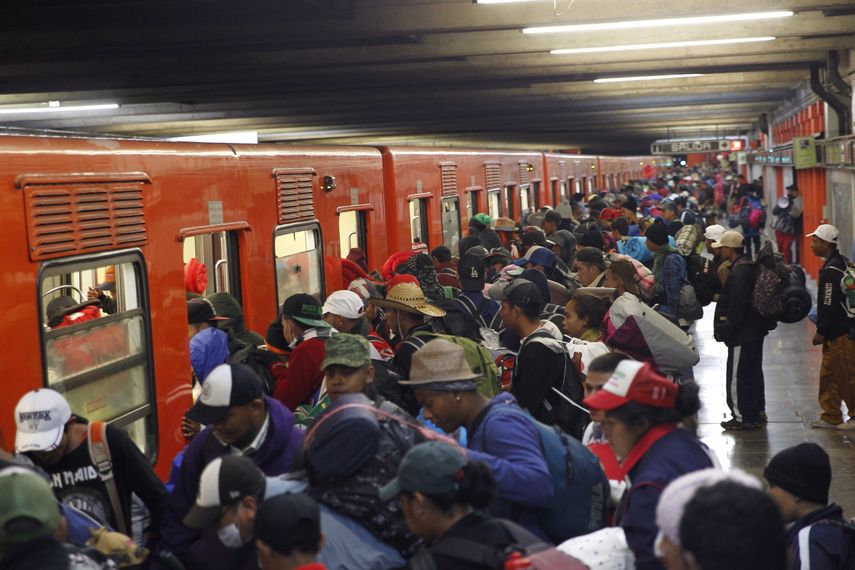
218, 523, 249, 549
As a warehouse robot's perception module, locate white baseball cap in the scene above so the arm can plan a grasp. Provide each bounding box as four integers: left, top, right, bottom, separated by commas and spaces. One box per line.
322, 290, 365, 320
15, 389, 72, 453
704, 224, 726, 241
806, 224, 838, 244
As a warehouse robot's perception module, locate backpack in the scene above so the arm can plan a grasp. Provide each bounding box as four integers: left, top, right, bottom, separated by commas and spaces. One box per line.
541, 303, 567, 330
86, 422, 128, 536
608, 253, 656, 302
228, 342, 277, 394
751, 242, 792, 322
836, 259, 855, 318
486, 404, 609, 544
684, 254, 716, 306
494, 351, 516, 391
430, 295, 489, 342
409, 518, 587, 570
521, 329, 588, 439
748, 199, 766, 230
407, 331, 501, 399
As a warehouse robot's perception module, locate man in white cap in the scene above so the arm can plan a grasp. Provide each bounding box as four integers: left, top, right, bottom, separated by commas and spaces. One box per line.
13, 388, 167, 538
703, 224, 727, 301
806, 224, 855, 429
712, 231, 770, 430
323, 290, 393, 360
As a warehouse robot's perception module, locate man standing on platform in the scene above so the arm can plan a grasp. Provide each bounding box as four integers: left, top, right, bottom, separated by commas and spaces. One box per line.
807, 224, 855, 430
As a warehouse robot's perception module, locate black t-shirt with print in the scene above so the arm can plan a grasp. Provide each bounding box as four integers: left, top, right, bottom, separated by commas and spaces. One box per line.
37, 422, 167, 533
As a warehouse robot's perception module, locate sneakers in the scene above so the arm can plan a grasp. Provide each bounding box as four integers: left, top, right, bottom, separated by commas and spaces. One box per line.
721, 418, 763, 431
757, 411, 768, 425
810, 419, 841, 429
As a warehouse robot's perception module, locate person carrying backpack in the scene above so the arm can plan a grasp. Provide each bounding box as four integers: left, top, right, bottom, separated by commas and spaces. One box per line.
458, 254, 500, 326
402, 340, 607, 543
773, 185, 803, 264
381, 441, 586, 570
806, 224, 855, 430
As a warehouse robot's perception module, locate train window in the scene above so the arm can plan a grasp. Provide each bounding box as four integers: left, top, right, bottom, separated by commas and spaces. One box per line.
39, 253, 156, 459
505, 186, 515, 222
574, 178, 581, 196
338, 210, 367, 260
466, 191, 478, 220
532, 181, 541, 209
587, 177, 595, 194
182, 232, 240, 297
488, 190, 501, 219
560, 181, 568, 201
274, 224, 324, 304
440, 197, 461, 253
519, 185, 531, 223
409, 198, 429, 248
551, 180, 559, 205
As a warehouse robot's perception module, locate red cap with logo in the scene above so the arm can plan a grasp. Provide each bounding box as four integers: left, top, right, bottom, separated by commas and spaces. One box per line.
583, 360, 678, 411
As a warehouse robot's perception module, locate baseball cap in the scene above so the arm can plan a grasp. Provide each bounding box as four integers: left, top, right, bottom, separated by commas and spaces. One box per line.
513, 245, 555, 268
281, 294, 330, 328
321, 333, 370, 370
183, 456, 265, 529
703, 224, 726, 241
644, 222, 670, 247
806, 224, 839, 245
187, 297, 229, 325
500, 278, 544, 309
379, 441, 467, 501
458, 254, 486, 292
185, 363, 264, 425
583, 360, 678, 411
14, 389, 72, 453
347, 278, 381, 302
483, 247, 512, 264
0, 468, 62, 544
322, 290, 365, 320
487, 265, 524, 300
712, 230, 745, 249
521, 231, 547, 248
255, 493, 321, 556
544, 210, 562, 225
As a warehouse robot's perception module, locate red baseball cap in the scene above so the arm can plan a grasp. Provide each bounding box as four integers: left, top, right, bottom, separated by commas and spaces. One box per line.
583, 360, 677, 411
600, 208, 623, 222
387, 273, 419, 289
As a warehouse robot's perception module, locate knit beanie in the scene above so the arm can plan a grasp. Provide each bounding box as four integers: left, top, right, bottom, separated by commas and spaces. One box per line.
644, 222, 670, 246
763, 443, 831, 505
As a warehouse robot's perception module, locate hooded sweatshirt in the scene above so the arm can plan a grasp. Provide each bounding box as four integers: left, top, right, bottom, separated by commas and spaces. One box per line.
208, 292, 265, 347
190, 327, 230, 382
153, 397, 303, 569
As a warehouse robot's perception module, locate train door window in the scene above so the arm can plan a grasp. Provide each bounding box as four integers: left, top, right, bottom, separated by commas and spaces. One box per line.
466, 191, 479, 220
441, 197, 461, 252
182, 232, 240, 297
550, 180, 559, 205
560, 180, 568, 201
587, 177, 595, 194
574, 178, 581, 196
39, 253, 156, 459
409, 198, 429, 248
505, 185, 516, 222
488, 190, 501, 219
338, 210, 367, 260
532, 181, 541, 209
519, 185, 530, 219
274, 224, 324, 304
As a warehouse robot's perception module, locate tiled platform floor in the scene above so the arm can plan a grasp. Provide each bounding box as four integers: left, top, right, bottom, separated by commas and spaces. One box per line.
693, 304, 854, 515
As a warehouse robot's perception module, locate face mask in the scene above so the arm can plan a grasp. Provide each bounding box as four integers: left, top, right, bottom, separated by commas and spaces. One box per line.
218, 523, 248, 549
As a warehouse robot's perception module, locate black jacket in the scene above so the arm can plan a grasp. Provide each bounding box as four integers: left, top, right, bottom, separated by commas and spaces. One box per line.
714, 255, 769, 346
816, 251, 851, 340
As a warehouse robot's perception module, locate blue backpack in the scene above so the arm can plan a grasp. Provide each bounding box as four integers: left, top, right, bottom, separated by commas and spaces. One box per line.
488, 404, 609, 544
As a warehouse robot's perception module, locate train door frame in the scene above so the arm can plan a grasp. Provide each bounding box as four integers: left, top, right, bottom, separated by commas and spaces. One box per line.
440, 196, 462, 252
487, 189, 501, 219
504, 184, 517, 223
272, 221, 326, 307
337, 207, 369, 262
181, 228, 243, 301
407, 193, 432, 249
550, 178, 560, 205
464, 186, 481, 221
37, 249, 158, 462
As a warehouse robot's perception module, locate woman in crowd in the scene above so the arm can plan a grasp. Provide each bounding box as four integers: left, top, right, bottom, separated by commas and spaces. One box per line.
563, 291, 610, 341
583, 359, 716, 570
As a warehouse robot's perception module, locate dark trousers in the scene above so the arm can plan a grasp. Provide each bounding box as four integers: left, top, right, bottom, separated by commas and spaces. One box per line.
744, 234, 761, 259
726, 339, 765, 422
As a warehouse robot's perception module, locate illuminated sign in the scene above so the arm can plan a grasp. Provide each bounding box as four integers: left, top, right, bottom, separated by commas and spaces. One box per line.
651, 139, 740, 155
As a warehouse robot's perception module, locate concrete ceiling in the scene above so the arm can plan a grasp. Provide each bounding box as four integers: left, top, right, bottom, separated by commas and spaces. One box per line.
1, 0, 854, 153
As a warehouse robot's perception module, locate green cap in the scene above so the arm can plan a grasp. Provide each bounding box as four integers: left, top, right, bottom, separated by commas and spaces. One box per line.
473, 213, 492, 227
0, 468, 62, 544
322, 333, 371, 370
379, 441, 467, 501
281, 294, 330, 329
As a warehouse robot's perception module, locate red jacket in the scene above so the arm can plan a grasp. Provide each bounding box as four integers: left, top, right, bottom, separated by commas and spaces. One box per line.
271, 331, 329, 411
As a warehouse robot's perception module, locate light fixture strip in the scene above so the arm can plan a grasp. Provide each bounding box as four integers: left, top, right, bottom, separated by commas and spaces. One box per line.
0, 103, 119, 116
523, 11, 793, 34
593, 73, 704, 83
551, 36, 775, 55
475, 0, 540, 3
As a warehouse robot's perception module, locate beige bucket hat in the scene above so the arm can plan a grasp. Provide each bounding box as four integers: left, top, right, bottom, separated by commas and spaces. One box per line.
399, 339, 479, 386
372, 282, 446, 318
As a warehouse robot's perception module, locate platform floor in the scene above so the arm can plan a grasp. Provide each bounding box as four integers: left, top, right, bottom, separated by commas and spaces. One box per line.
693, 302, 855, 516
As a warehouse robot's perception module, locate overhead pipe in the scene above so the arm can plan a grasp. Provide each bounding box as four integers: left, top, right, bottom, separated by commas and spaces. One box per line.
827, 50, 852, 99
809, 62, 851, 137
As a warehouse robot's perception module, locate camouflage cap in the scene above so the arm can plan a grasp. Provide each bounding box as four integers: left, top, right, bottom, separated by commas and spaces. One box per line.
322, 333, 370, 370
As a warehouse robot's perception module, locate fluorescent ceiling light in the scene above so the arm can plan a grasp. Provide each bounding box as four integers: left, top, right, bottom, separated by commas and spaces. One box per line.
551, 36, 775, 55
594, 73, 704, 83
524, 11, 793, 34
475, 0, 540, 3
169, 131, 259, 144
0, 103, 119, 115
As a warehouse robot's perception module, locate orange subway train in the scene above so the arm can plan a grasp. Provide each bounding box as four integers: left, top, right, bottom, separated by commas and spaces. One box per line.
0, 133, 657, 478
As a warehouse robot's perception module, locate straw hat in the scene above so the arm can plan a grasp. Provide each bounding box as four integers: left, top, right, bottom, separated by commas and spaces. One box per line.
400, 339, 479, 386
372, 282, 446, 318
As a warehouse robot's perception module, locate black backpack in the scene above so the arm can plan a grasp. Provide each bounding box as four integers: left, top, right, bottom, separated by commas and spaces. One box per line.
684, 254, 717, 307
430, 295, 490, 342
228, 341, 277, 394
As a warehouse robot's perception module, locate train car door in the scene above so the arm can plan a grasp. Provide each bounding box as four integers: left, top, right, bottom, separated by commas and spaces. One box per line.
182, 230, 242, 299
484, 162, 502, 219
440, 196, 462, 253
408, 196, 430, 249
338, 209, 368, 261
465, 187, 480, 221
505, 184, 516, 223
274, 223, 325, 305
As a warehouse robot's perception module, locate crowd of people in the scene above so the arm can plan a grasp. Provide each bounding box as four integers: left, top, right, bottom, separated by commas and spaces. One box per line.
3, 165, 855, 570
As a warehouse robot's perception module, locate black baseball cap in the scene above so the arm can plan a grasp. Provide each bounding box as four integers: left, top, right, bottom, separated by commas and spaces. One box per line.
188, 297, 229, 325
543, 210, 562, 225
379, 441, 467, 501
185, 363, 264, 425
645, 221, 670, 246
183, 456, 266, 529
500, 278, 544, 311
521, 231, 547, 247
255, 493, 322, 556
281, 294, 329, 328
458, 254, 485, 292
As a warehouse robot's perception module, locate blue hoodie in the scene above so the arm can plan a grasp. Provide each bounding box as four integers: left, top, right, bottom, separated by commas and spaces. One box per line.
787, 503, 855, 570
190, 327, 230, 383
152, 397, 304, 569
465, 393, 553, 535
